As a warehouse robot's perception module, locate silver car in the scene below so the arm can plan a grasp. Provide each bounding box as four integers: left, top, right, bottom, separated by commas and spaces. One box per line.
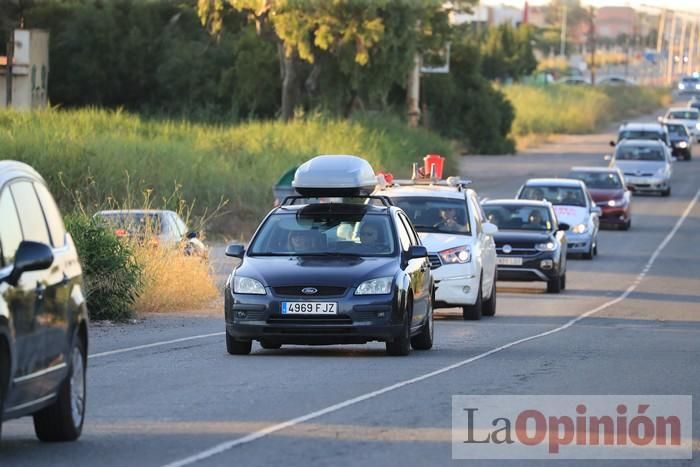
662, 107, 700, 142
611, 139, 673, 197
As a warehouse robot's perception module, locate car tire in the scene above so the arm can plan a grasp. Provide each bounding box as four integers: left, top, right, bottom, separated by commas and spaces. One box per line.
260, 340, 282, 350
621, 219, 631, 231
547, 275, 562, 294
33, 336, 86, 442
387, 298, 412, 356
462, 277, 483, 321
411, 301, 433, 351
482, 278, 497, 317
560, 272, 567, 290
582, 245, 594, 260
226, 332, 252, 355
662, 187, 671, 197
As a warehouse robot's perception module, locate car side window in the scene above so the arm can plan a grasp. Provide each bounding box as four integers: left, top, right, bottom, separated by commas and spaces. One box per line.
0, 187, 23, 266
34, 182, 66, 248
398, 213, 419, 246
396, 215, 411, 251
10, 181, 51, 245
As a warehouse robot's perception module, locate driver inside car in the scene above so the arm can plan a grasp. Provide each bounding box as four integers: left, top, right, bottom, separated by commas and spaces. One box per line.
436, 207, 467, 232
288, 230, 314, 252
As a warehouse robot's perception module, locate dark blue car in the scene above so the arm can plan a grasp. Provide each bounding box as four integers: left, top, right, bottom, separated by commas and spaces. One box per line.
224, 156, 434, 356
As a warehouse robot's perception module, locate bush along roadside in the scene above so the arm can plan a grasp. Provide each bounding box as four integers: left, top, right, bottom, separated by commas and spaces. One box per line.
65, 213, 144, 321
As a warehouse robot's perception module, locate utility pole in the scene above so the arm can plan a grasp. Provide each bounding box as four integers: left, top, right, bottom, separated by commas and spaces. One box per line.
656, 9, 666, 54
5, 29, 14, 107
679, 16, 688, 76
560, 5, 568, 57
666, 14, 677, 85
589, 6, 596, 85
688, 21, 697, 74
406, 54, 420, 128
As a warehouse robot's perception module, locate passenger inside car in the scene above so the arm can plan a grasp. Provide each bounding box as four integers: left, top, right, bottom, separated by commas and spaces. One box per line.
526, 210, 545, 229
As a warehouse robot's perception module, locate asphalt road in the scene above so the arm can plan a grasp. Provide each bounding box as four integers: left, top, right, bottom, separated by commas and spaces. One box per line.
2, 109, 699, 466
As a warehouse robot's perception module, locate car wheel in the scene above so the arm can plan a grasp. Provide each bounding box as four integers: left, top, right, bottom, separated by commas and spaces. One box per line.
621, 219, 631, 231
546, 274, 562, 294
387, 297, 412, 356
226, 332, 252, 355
482, 278, 497, 317
560, 272, 567, 290
462, 276, 483, 321
411, 300, 433, 351
33, 336, 86, 442
260, 340, 282, 350
662, 187, 671, 197
582, 244, 594, 260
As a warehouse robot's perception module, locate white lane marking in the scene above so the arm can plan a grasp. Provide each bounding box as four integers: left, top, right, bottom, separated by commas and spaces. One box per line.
163, 187, 700, 467
88, 332, 224, 360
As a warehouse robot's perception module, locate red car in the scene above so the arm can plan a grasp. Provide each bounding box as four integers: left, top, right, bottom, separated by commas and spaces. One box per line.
568, 166, 632, 230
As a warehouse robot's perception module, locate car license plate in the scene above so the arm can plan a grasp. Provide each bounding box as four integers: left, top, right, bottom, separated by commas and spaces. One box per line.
497, 256, 523, 266
281, 302, 338, 315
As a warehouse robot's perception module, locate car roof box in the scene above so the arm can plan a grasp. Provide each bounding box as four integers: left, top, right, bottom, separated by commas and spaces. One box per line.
293, 155, 378, 197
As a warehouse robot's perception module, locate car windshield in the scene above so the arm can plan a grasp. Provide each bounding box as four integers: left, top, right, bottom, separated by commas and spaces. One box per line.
618, 130, 664, 141
248, 206, 396, 256
518, 185, 586, 207
665, 124, 689, 137
389, 196, 471, 235
97, 212, 164, 236
667, 110, 699, 120
616, 146, 665, 161
483, 204, 553, 231
569, 171, 623, 189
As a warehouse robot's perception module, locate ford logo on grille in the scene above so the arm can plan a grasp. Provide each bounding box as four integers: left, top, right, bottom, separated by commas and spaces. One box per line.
502, 244, 512, 254
301, 287, 318, 295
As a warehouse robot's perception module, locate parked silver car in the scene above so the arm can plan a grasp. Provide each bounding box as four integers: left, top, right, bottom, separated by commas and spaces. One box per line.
610, 139, 673, 197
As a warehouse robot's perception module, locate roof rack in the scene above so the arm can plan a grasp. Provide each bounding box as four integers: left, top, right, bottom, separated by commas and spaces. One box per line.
281, 195, 394, 207
386, 176, 472, 192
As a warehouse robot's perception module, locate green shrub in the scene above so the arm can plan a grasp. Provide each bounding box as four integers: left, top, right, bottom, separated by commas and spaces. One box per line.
65, 213, 144, 321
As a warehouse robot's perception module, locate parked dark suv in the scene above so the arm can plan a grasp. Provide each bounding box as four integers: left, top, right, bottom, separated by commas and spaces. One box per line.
0, 161, 89, 441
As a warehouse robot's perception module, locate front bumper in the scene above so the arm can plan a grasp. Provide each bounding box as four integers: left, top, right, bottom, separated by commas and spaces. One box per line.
672, 146, 692, 159
496, 251, 559, 283
625, 176, 670, 193
225, 289, 404, 345
430, 262, 479, 308
598, 205, 630, 225
566, 231, 593, 254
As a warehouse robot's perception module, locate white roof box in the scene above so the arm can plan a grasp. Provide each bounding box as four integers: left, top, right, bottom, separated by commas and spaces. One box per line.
293, 155, 378, 197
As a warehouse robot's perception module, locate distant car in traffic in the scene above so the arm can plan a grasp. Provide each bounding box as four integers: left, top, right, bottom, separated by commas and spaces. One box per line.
95, 209, 207, 257
1, 160, 89, 442
568, 166, 632, 230
688, 96, 700, 112
610, 139, 673, 197
677, 75, 700, 94
664, 121, 693, 161
383, 177, 499, 320
482, 200, 568, 293
661, 108, 700, 142
612, 122, 670, 148
224, 155, 434, 356
597, 75, 636, 86
557, 76, 590, 86
516, 178, 601, 259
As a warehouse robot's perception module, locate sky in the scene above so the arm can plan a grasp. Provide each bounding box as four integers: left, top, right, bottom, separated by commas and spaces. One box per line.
480, 0, 700, 14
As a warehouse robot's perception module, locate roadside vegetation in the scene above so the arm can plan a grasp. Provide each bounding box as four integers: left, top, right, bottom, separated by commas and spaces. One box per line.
504, 84, 670, 148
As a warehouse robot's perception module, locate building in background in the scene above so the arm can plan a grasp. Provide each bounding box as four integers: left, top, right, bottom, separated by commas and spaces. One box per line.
451, 4, 525, 27
0, 29, 50, 110
596, 7, 637, 40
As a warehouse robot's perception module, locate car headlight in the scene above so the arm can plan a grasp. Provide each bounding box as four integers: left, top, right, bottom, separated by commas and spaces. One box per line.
571, 223, 588, 234
438, 245, 471, 264
679, 83, 686, 89
607, 198, 625, 207
355, 277, 393, 295
535, 241, 556, 252
696, 123, 700, 130
676, 141, 688, 148
233, 276, 266, 295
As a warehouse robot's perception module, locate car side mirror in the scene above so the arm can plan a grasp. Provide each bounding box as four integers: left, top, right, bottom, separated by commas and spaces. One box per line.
482, 222, 498, 236
609, 141, 616, 147
558, 222, 570, 231
604, 154, 612, 161
591, 206, 602, 215
7, 241, 54, 286
407, 245, 428, 260
225, 244, 245, 259
657, 116, 663, 123
186, 231, 198, 239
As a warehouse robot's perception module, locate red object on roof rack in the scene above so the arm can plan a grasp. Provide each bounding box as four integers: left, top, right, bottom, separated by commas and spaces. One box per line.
424, 154, 445, 179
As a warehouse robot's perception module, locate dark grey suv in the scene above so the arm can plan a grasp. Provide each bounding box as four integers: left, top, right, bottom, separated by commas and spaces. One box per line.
0, 161, 89, 441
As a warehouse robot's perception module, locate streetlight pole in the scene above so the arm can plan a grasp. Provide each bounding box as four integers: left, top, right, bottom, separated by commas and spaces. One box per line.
666, 14, 677, 86
5, 29, 13, 107
560, 5, 568, 57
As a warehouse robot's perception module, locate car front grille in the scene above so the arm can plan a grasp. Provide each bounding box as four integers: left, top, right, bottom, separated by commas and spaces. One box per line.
273, 286, 347, 297
496, 247, 537, 256
624, 172, 653, 177
428, 253, 442, 269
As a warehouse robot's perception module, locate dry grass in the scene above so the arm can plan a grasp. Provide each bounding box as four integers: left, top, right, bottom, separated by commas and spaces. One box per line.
132, 244, 219, 314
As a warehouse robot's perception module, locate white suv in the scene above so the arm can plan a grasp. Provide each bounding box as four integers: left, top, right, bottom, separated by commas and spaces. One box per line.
383, 181, 498, 320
